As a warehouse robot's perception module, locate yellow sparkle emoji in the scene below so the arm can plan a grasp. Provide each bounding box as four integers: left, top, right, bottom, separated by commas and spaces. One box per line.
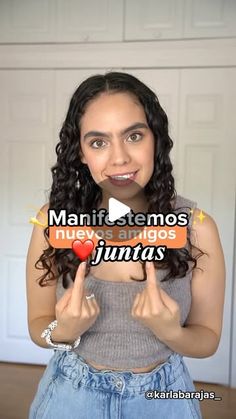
29, 210, 47, 228
196, 210, 206, 223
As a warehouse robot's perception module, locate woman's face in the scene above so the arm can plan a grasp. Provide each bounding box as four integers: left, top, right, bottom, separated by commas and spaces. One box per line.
79, 92, 155, 202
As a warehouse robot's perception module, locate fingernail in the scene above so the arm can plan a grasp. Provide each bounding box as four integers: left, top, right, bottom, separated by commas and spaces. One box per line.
146, 261, 152, 269
80, 261, 86, 269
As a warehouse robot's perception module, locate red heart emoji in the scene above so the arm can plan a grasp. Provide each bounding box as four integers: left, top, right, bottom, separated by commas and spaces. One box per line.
72, 239, 94, 261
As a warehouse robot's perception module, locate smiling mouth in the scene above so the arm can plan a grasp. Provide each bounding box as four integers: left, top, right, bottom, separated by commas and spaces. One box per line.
107, 171, 138, 186
108, 171, 138, 180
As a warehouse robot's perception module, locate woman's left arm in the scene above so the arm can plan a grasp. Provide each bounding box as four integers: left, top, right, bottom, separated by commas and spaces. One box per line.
163, 208, 226, 357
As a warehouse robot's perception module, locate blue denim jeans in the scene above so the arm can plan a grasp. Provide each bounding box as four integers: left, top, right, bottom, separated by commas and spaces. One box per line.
29, 350, 202, 419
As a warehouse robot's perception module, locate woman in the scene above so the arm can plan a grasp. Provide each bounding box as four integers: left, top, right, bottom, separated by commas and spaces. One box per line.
27, 72, 225, 419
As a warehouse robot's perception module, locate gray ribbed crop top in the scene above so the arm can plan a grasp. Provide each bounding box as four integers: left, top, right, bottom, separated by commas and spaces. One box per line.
56, 195, 197, 368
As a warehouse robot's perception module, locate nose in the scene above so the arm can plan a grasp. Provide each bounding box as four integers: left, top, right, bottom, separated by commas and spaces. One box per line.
109, 141, 131, 166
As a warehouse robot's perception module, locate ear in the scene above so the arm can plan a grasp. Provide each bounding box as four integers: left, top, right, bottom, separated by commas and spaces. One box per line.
79, 150, 87, 164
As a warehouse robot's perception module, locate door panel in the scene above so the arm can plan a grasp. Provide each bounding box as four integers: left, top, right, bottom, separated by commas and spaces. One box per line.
177, 68, 235, 385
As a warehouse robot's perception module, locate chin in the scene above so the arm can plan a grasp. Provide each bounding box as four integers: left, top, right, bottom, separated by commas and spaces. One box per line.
111, 187, 143, 203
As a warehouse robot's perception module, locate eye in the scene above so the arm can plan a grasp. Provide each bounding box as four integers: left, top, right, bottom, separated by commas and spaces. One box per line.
127, 132, 143, 143
89, 139, 107, 149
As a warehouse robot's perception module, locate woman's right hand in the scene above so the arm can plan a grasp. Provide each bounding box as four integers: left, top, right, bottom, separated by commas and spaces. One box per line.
52, 262, 100, 343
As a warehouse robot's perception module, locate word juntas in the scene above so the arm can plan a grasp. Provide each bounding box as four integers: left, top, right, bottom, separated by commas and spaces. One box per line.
48, 209, 189, 227
90, 240, 166, 265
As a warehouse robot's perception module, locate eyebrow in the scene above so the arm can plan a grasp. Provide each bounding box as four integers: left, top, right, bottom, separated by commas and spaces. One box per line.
83, 122, 149, 141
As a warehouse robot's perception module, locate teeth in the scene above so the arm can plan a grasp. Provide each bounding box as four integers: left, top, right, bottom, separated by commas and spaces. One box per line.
111, 172, 135, 180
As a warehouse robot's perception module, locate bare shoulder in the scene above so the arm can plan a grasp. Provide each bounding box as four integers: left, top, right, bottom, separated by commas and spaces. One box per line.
190, 207, 225, 283
41, 202, 49, 212
190, 208, 222, 254
36, 202, 49, 225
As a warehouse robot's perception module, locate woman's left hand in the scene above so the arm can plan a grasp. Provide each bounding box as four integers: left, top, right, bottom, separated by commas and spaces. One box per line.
131, 261, 182, 343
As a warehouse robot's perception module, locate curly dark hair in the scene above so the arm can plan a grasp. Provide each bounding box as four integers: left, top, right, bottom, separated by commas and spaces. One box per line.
35, 71, 203, 288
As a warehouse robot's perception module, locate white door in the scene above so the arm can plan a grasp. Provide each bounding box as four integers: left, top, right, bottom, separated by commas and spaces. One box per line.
0, 70, 55, 364
128, 68, 235, 385
0, 69, 104, 365
177, 68, 236, 386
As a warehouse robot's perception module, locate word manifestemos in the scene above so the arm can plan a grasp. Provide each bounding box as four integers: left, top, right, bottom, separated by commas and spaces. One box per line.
48, 209, 188, 227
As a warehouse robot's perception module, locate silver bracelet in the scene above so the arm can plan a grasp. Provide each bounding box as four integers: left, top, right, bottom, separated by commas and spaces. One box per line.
41, 320, 81, 351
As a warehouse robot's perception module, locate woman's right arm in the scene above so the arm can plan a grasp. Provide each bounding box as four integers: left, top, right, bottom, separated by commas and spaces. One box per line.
26, 204, 100, 349
26, 204, 66, 348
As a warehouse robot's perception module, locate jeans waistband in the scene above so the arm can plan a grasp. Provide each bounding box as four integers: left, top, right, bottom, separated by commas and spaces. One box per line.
53, 350, 184, 396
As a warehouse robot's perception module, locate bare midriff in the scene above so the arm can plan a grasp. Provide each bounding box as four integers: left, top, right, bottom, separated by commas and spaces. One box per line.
84, 358, 167, 373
